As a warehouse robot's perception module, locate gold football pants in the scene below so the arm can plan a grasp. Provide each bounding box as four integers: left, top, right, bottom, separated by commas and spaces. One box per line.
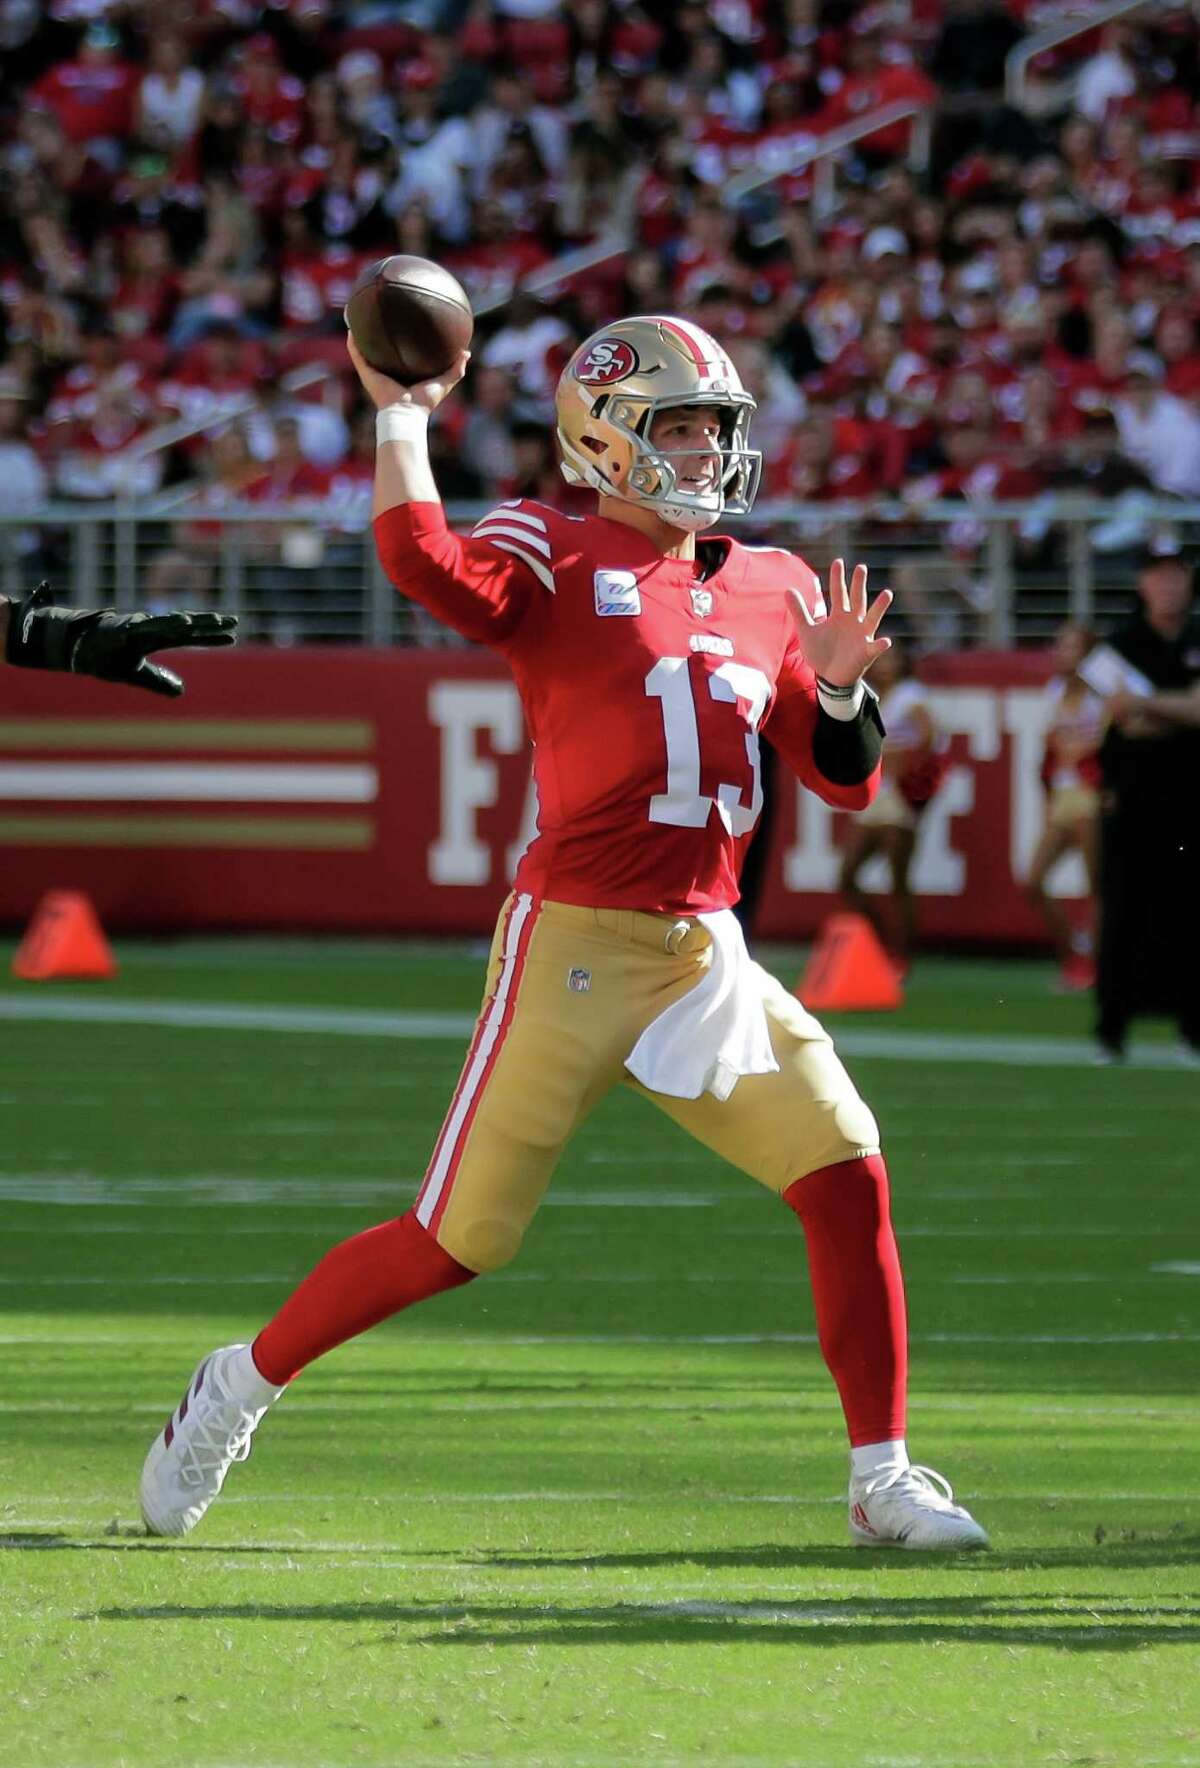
414, 894, 881, 1272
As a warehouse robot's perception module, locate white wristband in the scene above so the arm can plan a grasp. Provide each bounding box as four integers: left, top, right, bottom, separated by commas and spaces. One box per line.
375, 403, 429, 446
817, 679, 866, 721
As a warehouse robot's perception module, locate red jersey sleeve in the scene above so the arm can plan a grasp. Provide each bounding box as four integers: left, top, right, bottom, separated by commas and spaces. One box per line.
373, 500, 550, 647
763, 637, 881, 812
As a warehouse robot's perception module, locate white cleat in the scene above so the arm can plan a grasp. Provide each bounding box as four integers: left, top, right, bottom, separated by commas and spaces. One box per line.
140, 1344, 280, 1538
849, 1463, 990, 1551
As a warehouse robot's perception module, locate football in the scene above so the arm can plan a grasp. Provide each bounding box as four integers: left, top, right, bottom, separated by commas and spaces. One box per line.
344, 254, 474, 385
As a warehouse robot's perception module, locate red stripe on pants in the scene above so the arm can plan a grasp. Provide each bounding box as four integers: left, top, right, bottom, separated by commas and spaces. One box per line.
417, 893, 540, 1236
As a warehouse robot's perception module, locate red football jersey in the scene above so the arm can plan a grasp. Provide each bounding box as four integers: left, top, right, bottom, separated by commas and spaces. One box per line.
375, 499, 879, 914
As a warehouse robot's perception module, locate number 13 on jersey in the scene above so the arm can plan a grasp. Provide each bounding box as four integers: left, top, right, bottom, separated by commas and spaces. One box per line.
645, 656, 771, 836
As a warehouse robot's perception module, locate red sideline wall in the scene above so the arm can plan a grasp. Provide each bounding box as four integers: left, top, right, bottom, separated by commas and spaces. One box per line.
0, 647, 1076, 943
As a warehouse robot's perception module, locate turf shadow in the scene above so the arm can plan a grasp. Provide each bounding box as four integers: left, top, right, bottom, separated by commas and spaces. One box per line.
461, 1538, 1200, 1573
0, 1531, 335, 1555
84, 1595, 1200, 1652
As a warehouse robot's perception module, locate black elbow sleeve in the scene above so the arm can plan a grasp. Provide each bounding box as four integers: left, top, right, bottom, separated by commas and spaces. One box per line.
812, 686, 886, 786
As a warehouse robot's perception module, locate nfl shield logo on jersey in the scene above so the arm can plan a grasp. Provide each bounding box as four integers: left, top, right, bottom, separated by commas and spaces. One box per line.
567, 967, 592, 993
690, 587, 714, 619
594, 571, 641, 617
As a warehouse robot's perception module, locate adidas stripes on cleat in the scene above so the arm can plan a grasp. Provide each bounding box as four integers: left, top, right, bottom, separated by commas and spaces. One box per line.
140, 1344, 282, 1538
849, 1463, 990, 1551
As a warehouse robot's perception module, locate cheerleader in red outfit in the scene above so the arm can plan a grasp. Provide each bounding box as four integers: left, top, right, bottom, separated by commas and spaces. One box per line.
1027, 622, 1103, 991
839, 644, 948, 970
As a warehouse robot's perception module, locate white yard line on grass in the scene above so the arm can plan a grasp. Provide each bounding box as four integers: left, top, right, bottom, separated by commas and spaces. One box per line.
31, 1321, 1187, 1345
2, 1326, 1196, 1352
3, 1493, 1189, 1524
0, 1169, 1192, 1229
0, 1266, 1181, 1289
0, 1218, 1183, 1243
0, 995, 476, 1040
0, 1392, 1194, 1419
0, 991, 1195, 1071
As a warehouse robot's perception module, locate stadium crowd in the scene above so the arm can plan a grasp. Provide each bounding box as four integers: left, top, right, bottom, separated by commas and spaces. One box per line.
3, 0, 1200, 638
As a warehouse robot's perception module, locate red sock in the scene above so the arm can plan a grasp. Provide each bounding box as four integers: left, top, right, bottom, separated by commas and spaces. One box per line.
783, 1154, 908, 1447
251, 1210, 476, 1385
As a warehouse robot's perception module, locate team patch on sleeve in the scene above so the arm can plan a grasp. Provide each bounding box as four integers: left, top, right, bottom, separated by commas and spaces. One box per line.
471, 503, 555, 593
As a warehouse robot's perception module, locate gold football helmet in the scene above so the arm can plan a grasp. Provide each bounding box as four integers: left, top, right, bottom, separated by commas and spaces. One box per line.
556, 315, 761, 531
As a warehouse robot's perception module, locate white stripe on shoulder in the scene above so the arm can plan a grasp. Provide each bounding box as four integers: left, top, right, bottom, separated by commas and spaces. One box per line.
473, 522, 553, 558
741, 545, 796, 556
484, 539, 556, 594
480, 505, 548, 535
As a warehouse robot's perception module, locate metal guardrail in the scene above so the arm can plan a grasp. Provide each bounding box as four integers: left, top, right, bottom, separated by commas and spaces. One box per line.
724, 99, 932, 218
473, 97, 935, 317
3, 496, 1196, 651
1005, 0, 1159, 110
122, 362, 332, 468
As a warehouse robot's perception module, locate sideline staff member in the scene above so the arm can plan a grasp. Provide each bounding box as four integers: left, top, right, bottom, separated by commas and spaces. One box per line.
1095, 542, 1200, 1061
1, 582, 236, 694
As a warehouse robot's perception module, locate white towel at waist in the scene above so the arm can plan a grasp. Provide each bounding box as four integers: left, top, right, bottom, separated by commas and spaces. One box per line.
625, 908, 779, 1103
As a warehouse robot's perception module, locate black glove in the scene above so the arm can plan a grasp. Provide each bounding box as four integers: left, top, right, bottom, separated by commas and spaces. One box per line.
5, 582, 238, 697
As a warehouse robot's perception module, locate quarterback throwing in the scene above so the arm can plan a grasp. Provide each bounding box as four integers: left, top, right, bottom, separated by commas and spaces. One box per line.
141, 314, 988, 1552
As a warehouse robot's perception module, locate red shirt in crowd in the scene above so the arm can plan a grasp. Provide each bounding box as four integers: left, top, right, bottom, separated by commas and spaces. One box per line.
31, 56, 139, 142
280, 245, 370, 330
818, 63, 935, 156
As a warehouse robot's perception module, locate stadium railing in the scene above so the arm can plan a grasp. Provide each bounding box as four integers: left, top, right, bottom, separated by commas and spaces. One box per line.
3, 496, 1196, 649
1005, 0, 1162, 113
470, 99, 936, 318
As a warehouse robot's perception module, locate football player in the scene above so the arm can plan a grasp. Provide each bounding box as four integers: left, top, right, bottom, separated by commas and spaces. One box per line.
141, 316, 988, 1551
1, 582, 236, 694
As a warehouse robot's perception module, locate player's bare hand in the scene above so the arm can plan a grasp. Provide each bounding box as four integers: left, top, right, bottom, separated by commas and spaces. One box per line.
346, 335, 470, 414
788, 559, 892, 688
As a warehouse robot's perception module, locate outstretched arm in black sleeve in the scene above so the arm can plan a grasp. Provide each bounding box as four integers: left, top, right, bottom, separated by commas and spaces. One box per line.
2, 582, 237, 697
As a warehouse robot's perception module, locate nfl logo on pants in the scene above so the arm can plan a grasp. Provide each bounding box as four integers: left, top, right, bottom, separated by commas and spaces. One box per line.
567, 967, 591, 993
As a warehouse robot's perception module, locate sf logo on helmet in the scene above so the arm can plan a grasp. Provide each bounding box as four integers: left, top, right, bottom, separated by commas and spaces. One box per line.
577, 339, 639, 385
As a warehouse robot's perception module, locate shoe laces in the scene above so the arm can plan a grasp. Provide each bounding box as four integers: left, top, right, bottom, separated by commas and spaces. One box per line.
862, 1463, 957, 1509
176, 1381, 259, 1491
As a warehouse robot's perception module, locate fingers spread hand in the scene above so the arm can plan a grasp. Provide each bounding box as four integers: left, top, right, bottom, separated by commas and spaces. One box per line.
787, 586, 816, 626
851, 563, 868, 620
864, 587, 893, 637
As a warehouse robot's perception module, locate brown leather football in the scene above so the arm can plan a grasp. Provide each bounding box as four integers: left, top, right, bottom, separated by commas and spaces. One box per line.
344, 255, 474, 385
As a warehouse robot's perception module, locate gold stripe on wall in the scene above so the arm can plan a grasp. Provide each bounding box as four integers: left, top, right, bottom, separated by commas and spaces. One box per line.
0, 816, 374, 850
0, 720, 374, 752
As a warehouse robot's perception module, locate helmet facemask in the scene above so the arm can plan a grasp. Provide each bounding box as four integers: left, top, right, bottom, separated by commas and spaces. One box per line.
603, 394, 761, 532
557, 317, 763, 533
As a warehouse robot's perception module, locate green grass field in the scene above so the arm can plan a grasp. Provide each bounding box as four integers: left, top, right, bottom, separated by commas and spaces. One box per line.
1, 941, 1198, 1768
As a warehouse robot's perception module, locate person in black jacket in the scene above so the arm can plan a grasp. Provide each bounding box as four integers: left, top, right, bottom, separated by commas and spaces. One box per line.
1094, 543, 1200, 1062
1, 582, 236, 694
